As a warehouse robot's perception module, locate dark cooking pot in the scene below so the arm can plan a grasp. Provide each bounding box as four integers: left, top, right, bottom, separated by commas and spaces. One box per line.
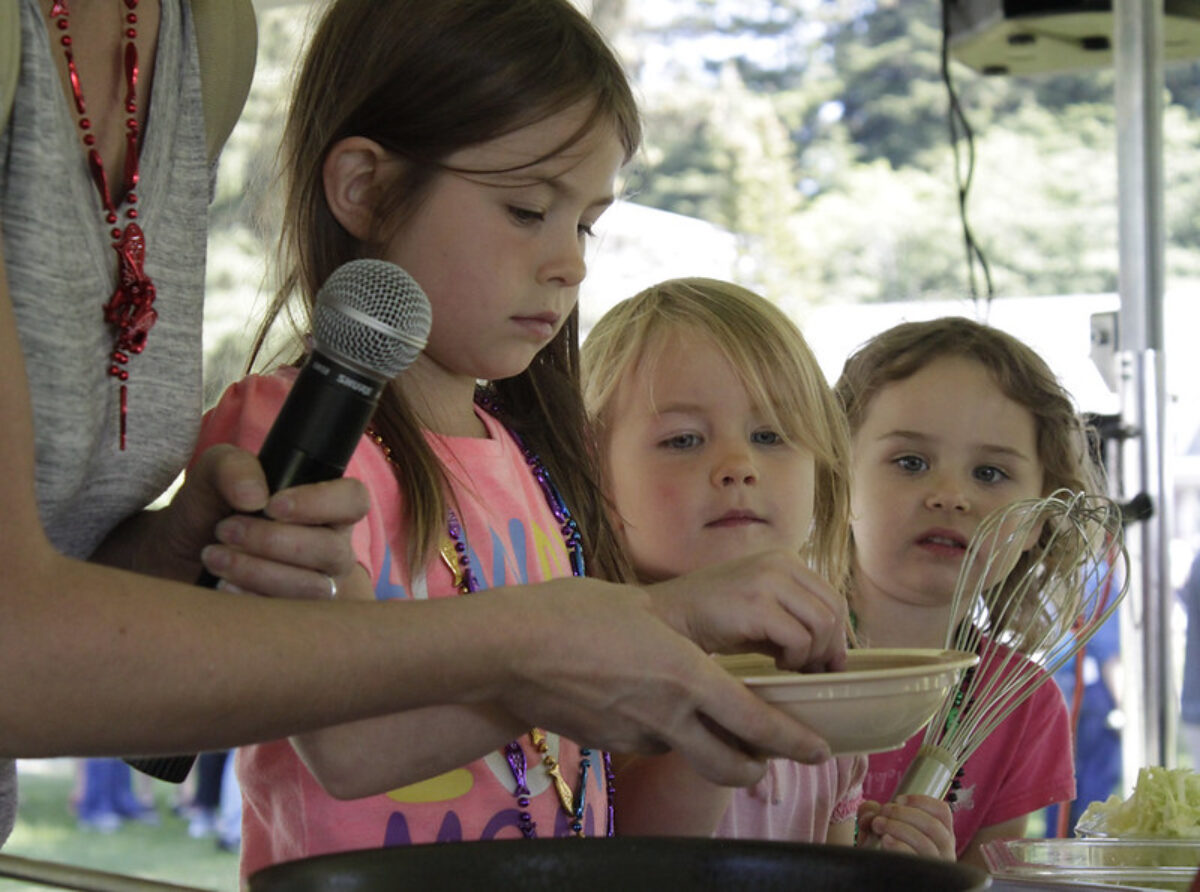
248, 836, 991, 891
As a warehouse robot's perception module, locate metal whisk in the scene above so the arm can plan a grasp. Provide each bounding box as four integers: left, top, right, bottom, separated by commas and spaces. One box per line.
891, 488, 1129, 801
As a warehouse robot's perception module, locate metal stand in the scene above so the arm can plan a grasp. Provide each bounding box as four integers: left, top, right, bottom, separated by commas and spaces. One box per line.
1114, 0, 1174, 778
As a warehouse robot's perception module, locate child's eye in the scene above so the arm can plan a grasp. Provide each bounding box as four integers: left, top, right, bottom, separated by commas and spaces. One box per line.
577, 222, 597, 239
660, 433, 701, 450
974, 465, 1010, 484
751, 429, 784, 446
508, 206, 545, 225
894, 455, 928, 473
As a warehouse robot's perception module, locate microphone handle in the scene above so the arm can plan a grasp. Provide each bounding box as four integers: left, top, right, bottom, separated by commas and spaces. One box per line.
128, 357, 384, 783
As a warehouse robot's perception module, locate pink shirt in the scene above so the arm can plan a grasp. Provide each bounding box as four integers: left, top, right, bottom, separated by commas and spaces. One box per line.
717, 756, 866, 842
198, 371, 607, 877
865, 645, 1075, 857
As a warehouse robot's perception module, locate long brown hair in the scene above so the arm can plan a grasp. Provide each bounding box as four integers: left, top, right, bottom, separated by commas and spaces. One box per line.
252, 0, 642, 582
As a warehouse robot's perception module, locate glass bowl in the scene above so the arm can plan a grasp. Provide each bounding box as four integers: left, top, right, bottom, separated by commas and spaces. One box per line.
982, 837, 1200, 891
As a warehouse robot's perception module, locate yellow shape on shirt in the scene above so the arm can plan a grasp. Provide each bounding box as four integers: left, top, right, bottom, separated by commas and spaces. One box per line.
386, 768, 475, 803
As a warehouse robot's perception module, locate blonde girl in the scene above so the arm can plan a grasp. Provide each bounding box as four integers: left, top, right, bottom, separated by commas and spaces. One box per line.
196, 0, 846, 876
582, 278, 953, 857
834, 316, 1101, 866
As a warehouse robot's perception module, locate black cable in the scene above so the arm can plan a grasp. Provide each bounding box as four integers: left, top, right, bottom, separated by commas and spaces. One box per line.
941, 0, 995, 309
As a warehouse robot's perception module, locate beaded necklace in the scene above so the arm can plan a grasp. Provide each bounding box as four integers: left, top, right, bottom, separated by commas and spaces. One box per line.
367, 394, 614, 838
48, 0, 158, 450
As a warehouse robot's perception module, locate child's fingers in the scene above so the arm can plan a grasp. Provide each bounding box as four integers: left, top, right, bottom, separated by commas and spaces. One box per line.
901, 793, 957, 860
867, 796, 956, 860
856, 800, 882, 828
900, 793, 955, 826
895, 793, 956, 845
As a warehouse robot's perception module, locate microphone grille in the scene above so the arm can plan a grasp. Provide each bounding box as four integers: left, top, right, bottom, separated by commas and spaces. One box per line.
312, 259, 433, 380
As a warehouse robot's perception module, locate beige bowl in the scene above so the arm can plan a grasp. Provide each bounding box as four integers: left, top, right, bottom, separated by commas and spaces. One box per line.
717, 648, 979, 756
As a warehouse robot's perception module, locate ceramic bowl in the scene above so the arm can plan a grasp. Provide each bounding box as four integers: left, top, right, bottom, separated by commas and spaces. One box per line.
716, 648, 979, 755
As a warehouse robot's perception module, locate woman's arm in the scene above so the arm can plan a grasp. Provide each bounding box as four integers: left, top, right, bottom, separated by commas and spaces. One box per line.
193, 518, 846, 799
290, 550, 849, 800
287, 554, 846, 801
0, 243, 851, 782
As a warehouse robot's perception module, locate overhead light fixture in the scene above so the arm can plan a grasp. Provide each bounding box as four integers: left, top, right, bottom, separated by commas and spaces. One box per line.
946, 0, 1200, 75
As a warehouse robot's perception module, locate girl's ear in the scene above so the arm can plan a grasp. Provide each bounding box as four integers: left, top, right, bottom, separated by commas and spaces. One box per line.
323, 137, 393, 241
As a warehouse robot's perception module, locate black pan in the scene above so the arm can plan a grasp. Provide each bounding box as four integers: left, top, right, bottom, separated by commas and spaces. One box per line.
248, 836, 991, 891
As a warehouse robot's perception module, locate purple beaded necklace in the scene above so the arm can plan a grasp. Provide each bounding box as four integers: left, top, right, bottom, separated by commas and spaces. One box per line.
369, 394, 614, 838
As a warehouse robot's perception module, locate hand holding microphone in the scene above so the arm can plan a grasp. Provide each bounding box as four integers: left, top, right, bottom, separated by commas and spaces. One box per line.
128, 259, 431, 782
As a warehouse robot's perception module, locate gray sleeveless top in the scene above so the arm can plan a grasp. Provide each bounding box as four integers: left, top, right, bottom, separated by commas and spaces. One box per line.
0, 0, 209, 846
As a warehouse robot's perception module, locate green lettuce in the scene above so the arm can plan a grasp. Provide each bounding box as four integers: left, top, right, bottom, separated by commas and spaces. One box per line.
1077, 766, 1200, 839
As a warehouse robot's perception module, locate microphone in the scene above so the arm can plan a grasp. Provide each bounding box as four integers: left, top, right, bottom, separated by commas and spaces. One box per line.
127, 259, 432, 782
237, 257, 432, 494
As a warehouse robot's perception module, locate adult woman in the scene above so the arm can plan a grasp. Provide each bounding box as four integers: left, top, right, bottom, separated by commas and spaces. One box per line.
0, 0, 837, 847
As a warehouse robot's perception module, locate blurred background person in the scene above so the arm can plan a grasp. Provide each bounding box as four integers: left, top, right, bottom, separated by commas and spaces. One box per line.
1045, 601, 1123, 836
75, 758, 158, 833
1179, 549, 1200, 768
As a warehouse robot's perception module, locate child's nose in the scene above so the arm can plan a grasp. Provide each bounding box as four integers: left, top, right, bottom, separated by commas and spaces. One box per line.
924, 479, 970, 512
539, 233, 587, 287
712, 448, 758, 487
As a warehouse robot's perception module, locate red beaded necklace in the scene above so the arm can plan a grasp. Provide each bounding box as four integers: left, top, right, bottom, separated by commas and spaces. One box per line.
49, 0, 158, 450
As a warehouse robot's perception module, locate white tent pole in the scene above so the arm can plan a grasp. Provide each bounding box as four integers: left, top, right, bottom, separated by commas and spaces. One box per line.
1114, 0, 1173, 777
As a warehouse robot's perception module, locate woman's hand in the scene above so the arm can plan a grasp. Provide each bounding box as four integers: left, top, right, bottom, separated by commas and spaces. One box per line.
484, 576, 835, 786
97, 443, 371, 600
643, 549, 848, 673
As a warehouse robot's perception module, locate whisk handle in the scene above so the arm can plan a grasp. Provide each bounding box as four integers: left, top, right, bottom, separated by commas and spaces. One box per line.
893, 743, 958, 800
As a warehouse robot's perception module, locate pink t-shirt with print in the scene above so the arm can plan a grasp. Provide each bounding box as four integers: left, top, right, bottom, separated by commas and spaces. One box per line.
717, 755, 866, 842
198, 371, 607, 878
865, 644, 1074, 857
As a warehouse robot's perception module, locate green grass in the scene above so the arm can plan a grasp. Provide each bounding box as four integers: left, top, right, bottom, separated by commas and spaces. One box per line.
2, 760, 239, 891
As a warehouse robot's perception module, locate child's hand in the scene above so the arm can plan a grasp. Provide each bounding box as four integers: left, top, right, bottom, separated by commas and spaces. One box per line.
147, 444, 370, 599
856, 794, 956, 861
644, 549, 848, 674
